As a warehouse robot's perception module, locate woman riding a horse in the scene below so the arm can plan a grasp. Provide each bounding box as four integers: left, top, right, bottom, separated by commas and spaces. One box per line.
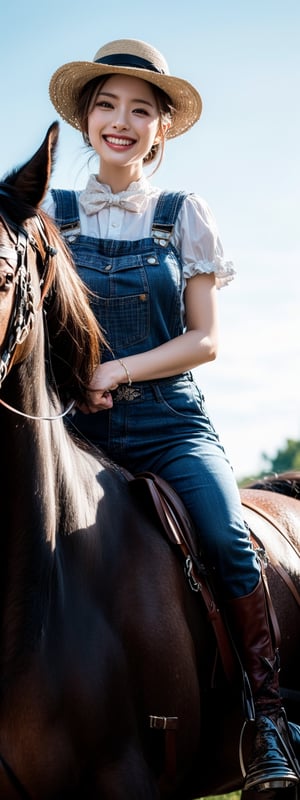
45, 37, 300, 793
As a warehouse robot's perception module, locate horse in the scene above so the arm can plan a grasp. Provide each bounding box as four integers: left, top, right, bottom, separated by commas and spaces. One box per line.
0, 122, 299, 800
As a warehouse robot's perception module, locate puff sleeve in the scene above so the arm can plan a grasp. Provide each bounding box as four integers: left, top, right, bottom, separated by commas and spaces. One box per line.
173, 193, 236, 289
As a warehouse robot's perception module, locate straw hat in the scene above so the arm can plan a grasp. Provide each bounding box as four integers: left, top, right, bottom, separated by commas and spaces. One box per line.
49, 38, 202, 139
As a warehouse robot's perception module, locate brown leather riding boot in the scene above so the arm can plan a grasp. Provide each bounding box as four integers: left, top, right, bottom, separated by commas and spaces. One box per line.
227, 577, 300, 792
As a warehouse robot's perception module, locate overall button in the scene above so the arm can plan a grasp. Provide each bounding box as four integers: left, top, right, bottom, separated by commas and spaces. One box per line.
104, 264, 112, 271
146, 256, 158, 265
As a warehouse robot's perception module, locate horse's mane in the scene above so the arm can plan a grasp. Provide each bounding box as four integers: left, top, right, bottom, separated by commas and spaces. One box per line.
0, 180, 108, 403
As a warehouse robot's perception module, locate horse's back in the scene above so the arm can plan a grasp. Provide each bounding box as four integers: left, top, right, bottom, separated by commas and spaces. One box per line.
241, 487, 300, 551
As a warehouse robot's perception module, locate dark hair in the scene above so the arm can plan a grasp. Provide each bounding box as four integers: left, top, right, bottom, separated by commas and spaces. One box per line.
76, 75, 174, 164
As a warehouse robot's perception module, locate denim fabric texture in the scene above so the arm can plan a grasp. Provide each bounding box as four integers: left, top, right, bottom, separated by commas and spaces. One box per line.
52, 188, 260, 599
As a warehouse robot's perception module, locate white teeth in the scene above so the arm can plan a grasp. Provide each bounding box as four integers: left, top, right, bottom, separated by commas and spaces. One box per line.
106, 136, 133, 145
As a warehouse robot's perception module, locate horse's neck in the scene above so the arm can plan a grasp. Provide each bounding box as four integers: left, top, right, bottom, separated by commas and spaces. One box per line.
0, 359, 57, 668
3, 356, 105, 534
1, 350, 105, 676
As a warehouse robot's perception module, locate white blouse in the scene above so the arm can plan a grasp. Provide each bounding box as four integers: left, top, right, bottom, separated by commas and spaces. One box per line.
43, 174, 235, 291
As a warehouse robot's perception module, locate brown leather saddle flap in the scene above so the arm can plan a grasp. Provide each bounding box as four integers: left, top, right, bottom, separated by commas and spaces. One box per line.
131, 472, 238, 682
132, 471, 199, 561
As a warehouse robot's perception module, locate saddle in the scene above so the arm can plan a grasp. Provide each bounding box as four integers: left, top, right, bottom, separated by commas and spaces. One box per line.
131, 472, 300, 686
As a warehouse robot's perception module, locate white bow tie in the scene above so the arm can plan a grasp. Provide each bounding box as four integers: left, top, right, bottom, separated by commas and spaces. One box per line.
79, 187, 146, 215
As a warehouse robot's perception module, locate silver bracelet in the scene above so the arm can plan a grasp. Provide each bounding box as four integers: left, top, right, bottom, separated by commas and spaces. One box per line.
118, 359, 132, 386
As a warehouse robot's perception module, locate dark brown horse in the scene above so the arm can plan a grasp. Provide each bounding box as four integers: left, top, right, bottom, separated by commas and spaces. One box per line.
0, 123, 299, 800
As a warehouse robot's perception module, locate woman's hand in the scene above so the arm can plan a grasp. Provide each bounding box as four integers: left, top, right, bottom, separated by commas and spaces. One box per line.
78, 361, 122, 413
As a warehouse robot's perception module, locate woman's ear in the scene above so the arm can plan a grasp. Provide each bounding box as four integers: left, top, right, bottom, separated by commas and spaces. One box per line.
154, 121, 171, 144
162, 121, 171, 136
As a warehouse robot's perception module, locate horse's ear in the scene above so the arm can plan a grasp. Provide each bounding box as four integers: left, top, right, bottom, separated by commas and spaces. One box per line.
5, 122, 59, 207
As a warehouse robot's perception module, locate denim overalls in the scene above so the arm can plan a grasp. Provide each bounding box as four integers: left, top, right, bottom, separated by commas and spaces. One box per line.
52, 188, 260, 599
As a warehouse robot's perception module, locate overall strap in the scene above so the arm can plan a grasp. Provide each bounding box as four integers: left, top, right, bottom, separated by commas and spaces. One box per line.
151, 191, 188, 246
50, 189, 81, 234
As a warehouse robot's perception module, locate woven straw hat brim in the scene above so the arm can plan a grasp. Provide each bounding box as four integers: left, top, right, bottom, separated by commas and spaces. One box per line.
49, 61, 202, 139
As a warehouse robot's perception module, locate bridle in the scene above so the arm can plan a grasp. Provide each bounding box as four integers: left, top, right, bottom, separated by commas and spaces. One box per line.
0, 215, 38, 386
0, 211, 74, 420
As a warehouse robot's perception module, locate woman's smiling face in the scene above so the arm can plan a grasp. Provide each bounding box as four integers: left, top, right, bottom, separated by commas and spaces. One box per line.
87, 74, 161, 180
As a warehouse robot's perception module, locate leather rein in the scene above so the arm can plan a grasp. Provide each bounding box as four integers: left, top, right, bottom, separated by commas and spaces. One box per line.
0, 212, 74, 421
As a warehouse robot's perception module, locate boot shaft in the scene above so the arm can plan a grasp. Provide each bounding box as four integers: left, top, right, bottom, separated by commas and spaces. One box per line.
227, 577, 281, 710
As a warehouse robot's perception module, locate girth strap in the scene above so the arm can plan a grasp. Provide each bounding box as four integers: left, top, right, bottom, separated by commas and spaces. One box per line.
149, 715, 178, 780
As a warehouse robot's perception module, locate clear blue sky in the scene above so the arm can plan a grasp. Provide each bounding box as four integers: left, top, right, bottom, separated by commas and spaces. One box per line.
1, 0, 299, 478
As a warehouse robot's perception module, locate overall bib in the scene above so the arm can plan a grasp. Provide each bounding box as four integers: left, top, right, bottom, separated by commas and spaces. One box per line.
52, 188, 260, 600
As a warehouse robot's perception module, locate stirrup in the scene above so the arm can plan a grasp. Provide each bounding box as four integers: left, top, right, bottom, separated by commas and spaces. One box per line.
242, 715, 300, 792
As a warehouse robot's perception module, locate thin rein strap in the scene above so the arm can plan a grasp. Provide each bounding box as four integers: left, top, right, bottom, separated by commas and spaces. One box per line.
0, 395, 75, 421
